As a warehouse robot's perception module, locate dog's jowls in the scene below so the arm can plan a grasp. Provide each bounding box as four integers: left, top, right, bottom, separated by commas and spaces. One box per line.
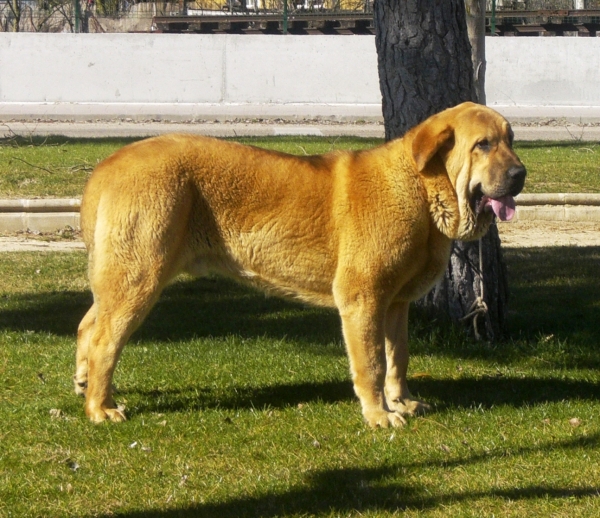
75, 102, 526, 427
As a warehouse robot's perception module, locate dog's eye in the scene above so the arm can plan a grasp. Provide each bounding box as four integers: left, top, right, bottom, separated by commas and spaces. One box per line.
476, 139, 490, 152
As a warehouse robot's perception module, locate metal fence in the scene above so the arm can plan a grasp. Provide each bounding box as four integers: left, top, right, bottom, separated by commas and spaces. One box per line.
1, 0, 599, 33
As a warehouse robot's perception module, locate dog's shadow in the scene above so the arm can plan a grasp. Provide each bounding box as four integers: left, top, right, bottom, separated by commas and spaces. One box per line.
137, 277, 343, 345
0, 276, 342, 345
4, 267, 600, 418
97, 434, 600, 518
121, 374, 600, 419
122, 379, 355, 418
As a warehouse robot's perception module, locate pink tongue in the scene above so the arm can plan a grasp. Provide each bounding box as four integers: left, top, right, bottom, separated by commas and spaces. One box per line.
488, 196, 516, 222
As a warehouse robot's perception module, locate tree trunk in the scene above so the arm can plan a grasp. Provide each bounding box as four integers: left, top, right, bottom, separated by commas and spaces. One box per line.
10, 0, 21, 32
374, 0, 475, 140
422, 226, 508, 341
466, 0, 486, 104
373, 0, 508, 340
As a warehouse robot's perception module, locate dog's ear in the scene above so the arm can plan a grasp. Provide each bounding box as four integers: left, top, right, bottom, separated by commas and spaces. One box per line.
411, 119, 454, 172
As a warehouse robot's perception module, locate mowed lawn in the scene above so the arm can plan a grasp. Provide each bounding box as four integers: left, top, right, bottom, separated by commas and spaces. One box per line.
0, 135, 599, 198
1, 135, 600, 516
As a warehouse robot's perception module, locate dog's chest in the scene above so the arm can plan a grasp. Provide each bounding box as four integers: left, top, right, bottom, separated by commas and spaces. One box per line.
393, 230, 453, 302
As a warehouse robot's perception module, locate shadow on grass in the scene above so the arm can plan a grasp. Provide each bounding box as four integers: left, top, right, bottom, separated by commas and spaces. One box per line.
0, 277, 342, 346
411, 375, 600, 410
104, 482, 600, 518
1, 247, 599, 363
504, 246, 600, 344
138, 277, 342, 346
98, 433, 600, 517
0, 290, 92, 337
124, 379, 355, 417
120, 375, 600, 419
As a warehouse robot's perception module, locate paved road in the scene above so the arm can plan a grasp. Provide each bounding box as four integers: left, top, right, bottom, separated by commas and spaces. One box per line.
2, 120, 600, 141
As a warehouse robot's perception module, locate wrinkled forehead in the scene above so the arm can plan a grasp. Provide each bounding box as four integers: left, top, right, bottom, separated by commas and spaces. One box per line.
455, 107, 512, 140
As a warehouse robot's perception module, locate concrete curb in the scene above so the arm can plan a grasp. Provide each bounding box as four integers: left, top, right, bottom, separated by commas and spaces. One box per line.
0, 199, 80, 233
514, 194, 600, 222
516, 194, 600, 206
0, 198, 81, 212
2, 194, 600, 233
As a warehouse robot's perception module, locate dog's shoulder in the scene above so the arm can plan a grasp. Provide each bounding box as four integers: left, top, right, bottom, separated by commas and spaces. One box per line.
375, 130, 460, 239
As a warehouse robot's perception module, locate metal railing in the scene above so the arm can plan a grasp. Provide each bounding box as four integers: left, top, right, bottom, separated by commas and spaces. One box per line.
1, 0, 600, 33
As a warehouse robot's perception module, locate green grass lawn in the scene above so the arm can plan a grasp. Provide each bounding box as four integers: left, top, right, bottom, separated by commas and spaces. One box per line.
1, 246, 600, 517
1, 134, 600, 516
0, 135, 599, 198
515, 141, 600, 194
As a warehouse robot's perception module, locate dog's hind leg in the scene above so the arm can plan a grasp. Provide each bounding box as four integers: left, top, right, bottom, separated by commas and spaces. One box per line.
81, 192, 193, 423
74, 302, 97, 396
83, 254, 171, 423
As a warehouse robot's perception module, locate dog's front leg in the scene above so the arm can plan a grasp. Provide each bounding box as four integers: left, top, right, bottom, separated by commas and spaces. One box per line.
384, 301, 431, 417
335, 285, 406, 428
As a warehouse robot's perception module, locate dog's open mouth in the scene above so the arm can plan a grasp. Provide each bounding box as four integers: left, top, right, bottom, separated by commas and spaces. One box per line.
472, 189, 516, 222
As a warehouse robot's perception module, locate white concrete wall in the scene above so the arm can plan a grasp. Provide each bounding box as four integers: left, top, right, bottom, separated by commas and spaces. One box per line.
485, 37, 600, 119
0, 33, 599, 121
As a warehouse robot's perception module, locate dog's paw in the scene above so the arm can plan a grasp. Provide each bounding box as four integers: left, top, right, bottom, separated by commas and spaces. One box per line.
74, 377, 87, 397
363, 408, 407, 428
86, 404, 127, 424
388, 397, 431, 417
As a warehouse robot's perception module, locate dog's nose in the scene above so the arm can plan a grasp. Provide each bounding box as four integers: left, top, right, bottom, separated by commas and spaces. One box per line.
508, 165, 526, 182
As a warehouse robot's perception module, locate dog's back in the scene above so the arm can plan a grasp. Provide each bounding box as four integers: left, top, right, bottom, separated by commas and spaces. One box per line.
81, 134, 347, 305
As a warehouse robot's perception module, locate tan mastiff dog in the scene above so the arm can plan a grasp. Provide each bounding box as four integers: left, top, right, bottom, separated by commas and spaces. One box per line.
75, 102, 526, 427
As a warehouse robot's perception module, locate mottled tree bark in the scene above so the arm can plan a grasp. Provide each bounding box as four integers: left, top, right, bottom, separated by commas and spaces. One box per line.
374, 0, 475, 140
373, 0, 508, 340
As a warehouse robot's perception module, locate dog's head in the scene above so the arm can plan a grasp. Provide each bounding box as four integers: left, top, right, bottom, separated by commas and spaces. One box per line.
411, 102, 526, 240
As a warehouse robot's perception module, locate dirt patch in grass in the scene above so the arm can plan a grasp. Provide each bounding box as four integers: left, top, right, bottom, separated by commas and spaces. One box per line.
1, 221, 599, 252
498, 221, 600, 248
